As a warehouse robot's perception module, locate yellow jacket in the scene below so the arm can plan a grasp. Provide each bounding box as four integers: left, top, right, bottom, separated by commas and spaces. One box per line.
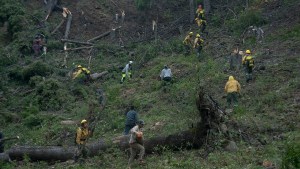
76, 127, 90, 145
194, 37, 204, 48
196, 9, 205, 19
183, 35, 193, 46
72, 67, 91, 79
242, 55, 254, 66
225, 76, 241, 93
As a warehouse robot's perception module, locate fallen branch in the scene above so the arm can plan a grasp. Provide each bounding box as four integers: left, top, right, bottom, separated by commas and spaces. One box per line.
87, 26, 122, 42
64, 46, 94, 51
90, 71, 109, 80
51, 19, 66, 35
61, 39, 93, 45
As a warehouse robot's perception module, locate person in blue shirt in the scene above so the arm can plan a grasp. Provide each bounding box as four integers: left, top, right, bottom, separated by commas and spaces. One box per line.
124, 105, 139, 135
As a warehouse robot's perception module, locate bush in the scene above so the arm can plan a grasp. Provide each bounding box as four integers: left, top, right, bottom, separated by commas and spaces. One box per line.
29, 75, 44, 87
22, 61, 52, 82
24, 114, 43, 128
281, 141, 300, 169
226, 9, 266, 35
35, 78, 72, 111
134, 0, 152, 10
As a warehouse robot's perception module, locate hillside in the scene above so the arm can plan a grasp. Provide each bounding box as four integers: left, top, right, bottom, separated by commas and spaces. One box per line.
0, 0, 299, 168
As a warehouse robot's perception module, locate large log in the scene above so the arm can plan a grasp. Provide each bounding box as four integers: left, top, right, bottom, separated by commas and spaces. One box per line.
7, 140, 107, 161
90, 71, 109, 80
61, 39, 93, 46
4, 89, 225, 162
87, 26, 122, 42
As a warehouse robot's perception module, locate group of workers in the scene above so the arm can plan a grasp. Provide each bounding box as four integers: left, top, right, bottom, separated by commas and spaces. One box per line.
76, 106, 145, 168
225, 49, 255, 108
71, 3, 256, 167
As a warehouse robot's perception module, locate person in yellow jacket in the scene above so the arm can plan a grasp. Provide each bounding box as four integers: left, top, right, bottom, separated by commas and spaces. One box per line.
242, 50, 255, 83
183, 32, 194, 55
75, 119, 91, 163
194, 34, 204, 58
225, 76, 241, 108
72, 65, 91, 83
195, 5, 207, 33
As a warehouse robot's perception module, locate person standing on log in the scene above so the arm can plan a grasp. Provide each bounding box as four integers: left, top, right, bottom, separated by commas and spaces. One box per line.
72, 65, 91, 83
75, 119, 91, 163
195, 4, 207, 33
124, 105, 139, 135
121, 61, 133, 84
224, 76, 241, 108
128, 120, 145, 168
183, 32, 194, 55
242, 50, 255, 83
194, 34, 204, 59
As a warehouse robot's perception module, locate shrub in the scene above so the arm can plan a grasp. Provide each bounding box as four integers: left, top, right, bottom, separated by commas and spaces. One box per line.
35, 78, 71, 111
22, 61, 52, 82
226, 9, 266, 35
281, 141, 300, 169
24, 114, 43, 128
134, 0, 152, 10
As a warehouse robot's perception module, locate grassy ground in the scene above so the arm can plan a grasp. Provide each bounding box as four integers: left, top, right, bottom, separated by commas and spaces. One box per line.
1, 0, 300, 168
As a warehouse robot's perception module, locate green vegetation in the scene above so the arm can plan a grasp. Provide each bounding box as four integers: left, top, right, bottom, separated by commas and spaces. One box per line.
0, 0, 300, 168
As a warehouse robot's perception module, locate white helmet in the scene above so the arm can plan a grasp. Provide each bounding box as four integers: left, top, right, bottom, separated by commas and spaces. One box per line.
129, 61, 133, 64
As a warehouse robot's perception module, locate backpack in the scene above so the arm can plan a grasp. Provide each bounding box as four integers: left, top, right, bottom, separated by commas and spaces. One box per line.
246, 56, 254, 67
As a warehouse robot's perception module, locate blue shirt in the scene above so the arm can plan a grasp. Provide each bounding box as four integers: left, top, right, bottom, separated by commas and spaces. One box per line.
125, 110, 138, 126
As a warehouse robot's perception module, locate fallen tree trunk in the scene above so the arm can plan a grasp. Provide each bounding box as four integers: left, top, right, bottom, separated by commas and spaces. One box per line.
64, 46, 94, 51
0, 153, 10, 162
90, 71, 109, 80
7, 140, 107, 161
51, 19, 66, 35
5, 88, 226, 162
63, 12, 72, 67
87, 26, 122, 42
61, 39, 93, 46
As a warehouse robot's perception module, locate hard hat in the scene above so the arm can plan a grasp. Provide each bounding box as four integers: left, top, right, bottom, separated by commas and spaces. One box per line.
81, 119, 87, 124
77, 65, 83, 68
246, 50, 251, 54
189, 32, 193, 35
229, 76, 234, 80
196, 34, 201, 38
129, 61, 133, 64
137, 120, 145, 125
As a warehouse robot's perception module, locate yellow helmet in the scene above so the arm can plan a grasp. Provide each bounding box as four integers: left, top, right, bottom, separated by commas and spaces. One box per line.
196, 34, 201, 38
77, 65, 83, 68
246, 50, 251, 54
229, 76, 234, 80
81, 119, 87, 124
189, 32, 193, 35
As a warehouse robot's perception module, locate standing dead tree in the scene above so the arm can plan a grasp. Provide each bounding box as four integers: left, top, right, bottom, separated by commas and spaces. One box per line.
62, 8, 72, 67
45, 0, 58, 21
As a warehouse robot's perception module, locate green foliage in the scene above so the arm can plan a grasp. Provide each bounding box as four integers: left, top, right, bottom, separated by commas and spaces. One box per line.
134, 0, 153, 10
22, 61, 52, 82
226, 9, 266, 35
24, 114, 44, 128
0, 0, 25, 37
29, 75, 44, 87
35, 78, 72, 111
281, 141, 300, 169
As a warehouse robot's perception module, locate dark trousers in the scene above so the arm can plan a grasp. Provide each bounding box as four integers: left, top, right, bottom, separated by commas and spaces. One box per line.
244, 66, 253, 82
227, 92, 238, 108
75, 144, 88, 162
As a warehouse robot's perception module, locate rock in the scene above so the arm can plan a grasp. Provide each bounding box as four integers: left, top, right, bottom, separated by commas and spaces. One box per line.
220, 124, 228, 133
225, 141, 238, 152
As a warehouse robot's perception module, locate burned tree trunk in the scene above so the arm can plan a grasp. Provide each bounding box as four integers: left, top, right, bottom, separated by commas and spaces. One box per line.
5, 88, 226, 162
45, 0, 58, 21
189, 0, 195, 24
7, 140, 107, 162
